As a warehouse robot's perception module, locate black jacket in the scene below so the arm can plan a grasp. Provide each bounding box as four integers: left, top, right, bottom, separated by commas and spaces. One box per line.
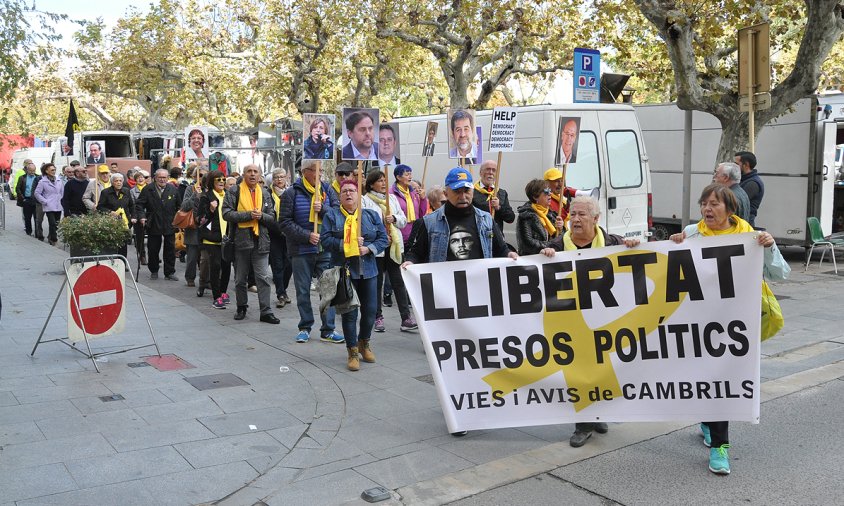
15, 174, 40, 206
472, 186, 515, 237
62, 179, 89, 216
197, 191, 225, 244
134, 183, 182, 235
515, 202, 559, 255
97, 187, 133, 217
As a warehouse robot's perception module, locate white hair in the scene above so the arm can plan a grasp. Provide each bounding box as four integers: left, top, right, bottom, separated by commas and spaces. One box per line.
569, 195, 600, 217
717, 162, 741, 183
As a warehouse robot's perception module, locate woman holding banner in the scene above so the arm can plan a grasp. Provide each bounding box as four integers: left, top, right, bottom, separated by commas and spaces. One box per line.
516, 179, 564, 255
670, 183, 789, 475
540, 195, 639, 448
362, 170, 416, 333
321, 180, 388, 371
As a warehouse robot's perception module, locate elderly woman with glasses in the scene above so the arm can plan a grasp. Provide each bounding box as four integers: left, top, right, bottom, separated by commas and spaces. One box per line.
515, 178, 565, 255
96, 172, 135, 258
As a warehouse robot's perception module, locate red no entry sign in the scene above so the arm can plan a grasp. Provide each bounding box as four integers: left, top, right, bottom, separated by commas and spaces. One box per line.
68, 263, 125, 337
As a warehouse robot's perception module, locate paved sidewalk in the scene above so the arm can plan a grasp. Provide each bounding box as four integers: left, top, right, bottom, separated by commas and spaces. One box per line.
1, 202, 843, 505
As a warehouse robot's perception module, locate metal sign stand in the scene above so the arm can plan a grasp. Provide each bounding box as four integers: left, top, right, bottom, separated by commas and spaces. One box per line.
31, 254, 162, 373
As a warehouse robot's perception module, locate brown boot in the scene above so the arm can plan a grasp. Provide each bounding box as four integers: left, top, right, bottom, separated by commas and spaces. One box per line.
347, 346, 360, 371
359, 339, 375, 363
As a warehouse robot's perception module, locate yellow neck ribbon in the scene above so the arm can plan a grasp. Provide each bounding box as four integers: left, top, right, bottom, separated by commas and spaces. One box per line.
531, 203, 557, 237
302, 177, 324, 225
367, 192, 403, 263
563, 225, 605, 251
341, 206, 360, 258
397, 184, 415, 222
696, 215, 752, 236
237, 182, 261, 236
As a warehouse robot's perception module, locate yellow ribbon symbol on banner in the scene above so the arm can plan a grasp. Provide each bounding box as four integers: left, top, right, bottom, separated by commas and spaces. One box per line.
483, 250, 687, 412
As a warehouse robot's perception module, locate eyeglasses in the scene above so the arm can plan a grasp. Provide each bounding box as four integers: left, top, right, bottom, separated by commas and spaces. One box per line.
542, 188, 552, 195
273, 175, 286, 180
340, 189, 357, 194
214, 177, 226, 182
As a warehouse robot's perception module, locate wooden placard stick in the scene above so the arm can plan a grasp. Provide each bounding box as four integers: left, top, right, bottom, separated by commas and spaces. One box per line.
384, 165, 392, 236
313, 160, 321, 233
357, 160, 364, 276
421, 157, 429, 189
491, 151, 503, 219
356, 161, 364, 236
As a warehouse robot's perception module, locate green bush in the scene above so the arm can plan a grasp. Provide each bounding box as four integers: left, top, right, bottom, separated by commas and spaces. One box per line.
58, 213, 130, 255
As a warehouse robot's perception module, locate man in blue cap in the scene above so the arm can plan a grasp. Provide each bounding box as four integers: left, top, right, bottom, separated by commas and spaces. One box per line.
402, 166, 517, 436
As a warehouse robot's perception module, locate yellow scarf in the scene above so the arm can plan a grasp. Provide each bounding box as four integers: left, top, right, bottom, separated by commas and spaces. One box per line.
550, 193, 561, 205
215, 190, 227, 237
562, 225, 605, 251
341, 206, 360, 258
271, 189, 281, 220
136, 183, 146, 192
302, 177, 324, 225
697, 215, 752, 236
237, 182, 261, 236
531, 203, 557, 237
114, 207, 129, 228
396, 184, 415, 222
332, 180, 341, 195
204, 190, 226, 244
367, 192, 403, 263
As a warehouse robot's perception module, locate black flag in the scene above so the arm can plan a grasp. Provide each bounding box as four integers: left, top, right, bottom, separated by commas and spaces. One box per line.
64, 100, 79, 154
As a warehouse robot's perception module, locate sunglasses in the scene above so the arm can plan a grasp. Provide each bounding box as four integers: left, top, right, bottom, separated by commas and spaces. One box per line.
542, 188, 552, 195
214, 177, 226, 182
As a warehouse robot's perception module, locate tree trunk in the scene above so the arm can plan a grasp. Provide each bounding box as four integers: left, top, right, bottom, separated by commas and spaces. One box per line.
716, 111, 752, 164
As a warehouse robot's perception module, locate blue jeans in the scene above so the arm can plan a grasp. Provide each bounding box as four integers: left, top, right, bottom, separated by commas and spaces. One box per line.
342, 276, 378, 348
291, 252, 335, 334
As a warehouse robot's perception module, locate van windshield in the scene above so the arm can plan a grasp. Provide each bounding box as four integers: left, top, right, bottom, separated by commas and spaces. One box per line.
566, 131, 600, 190
83, 135, 133, 158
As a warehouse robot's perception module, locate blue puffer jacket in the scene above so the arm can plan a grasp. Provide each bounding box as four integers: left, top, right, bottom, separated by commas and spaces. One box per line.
279, 178, 337, 256
321, 207, 388, 279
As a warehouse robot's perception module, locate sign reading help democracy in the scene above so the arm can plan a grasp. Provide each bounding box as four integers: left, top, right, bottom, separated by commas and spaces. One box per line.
67, 260, 126, 342
488, 107, 518, 152
402, 234, 764, 433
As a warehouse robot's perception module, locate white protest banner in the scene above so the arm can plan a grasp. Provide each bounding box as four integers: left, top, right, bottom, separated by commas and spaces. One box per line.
402, 234, 764, 433
488, 107, 518, 152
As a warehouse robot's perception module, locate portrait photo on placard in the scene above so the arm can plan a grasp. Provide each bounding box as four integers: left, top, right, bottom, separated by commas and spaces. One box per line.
341, 107, 379, 161
185, 126, 209, 161
555, 117, 581, 165
85, 140, 107, 165
302, 113, 336, 160
377, 122, 401, 167
421, 121, 438, 157
447, 108, 478, 164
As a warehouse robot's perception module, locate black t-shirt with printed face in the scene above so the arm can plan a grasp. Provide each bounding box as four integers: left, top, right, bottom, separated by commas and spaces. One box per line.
445, 203, 483, 261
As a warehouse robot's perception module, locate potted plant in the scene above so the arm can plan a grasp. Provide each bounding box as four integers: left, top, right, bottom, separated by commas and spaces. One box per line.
59, 213, 131, 257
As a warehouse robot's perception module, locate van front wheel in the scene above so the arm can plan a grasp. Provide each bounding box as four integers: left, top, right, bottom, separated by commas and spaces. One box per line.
651, 223, 679, 241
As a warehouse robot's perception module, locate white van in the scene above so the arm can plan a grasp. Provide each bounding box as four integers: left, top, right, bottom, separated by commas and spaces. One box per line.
391, 104, 653, 240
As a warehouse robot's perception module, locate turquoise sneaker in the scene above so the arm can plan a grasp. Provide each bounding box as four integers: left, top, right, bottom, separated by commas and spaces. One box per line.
295, 331, 310, 343
700, 423, 711, 447
709, 445, 731, 475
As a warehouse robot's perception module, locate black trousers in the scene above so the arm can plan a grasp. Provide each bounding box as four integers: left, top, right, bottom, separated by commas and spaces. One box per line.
375, 255, 411, 320
21, 200, 36, 234
44, 211, 60, 243
203, 244, 231, 299
147, 233, 176, 276
703, 421, 729, 448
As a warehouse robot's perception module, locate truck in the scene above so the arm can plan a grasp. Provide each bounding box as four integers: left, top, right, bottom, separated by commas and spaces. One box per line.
391, 103, 653, 241
636, 93, 844, 246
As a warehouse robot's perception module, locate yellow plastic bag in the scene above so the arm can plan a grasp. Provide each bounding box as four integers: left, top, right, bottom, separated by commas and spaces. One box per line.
761, 281, 784, 341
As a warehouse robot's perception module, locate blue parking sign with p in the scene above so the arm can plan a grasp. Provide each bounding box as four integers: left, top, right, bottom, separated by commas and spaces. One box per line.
573, 47, 600, 103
